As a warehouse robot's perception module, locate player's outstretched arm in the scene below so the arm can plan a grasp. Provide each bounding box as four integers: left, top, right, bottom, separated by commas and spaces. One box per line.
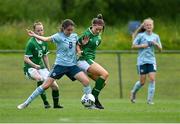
26, 29, 51, 42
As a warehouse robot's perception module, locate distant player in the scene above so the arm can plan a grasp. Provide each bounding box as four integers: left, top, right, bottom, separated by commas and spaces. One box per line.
77, 14, 109, 109
17, 19, 92, 109
23, 22, 62, 109
130, 18, 162, 104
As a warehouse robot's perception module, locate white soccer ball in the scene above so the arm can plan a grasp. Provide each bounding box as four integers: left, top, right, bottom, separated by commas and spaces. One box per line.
81, 94, 95, 107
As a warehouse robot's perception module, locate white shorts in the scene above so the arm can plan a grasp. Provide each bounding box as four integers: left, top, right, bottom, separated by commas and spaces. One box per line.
77, 60, 90, 73
26, 68, 49, 81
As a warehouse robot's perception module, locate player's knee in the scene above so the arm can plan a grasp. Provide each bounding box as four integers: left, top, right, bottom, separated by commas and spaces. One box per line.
150, 79, 155, 83
42, 79, 53, 90
35, 77, 43, 82
140, 80, 146, 85
82, 78, 90, 86
51, 82, 59, 90
102, 71, 109, 80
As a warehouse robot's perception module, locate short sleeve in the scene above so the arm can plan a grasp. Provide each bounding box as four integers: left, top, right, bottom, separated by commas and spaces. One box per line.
25, 42, 34, 57
133, 33, 142, 45
44, 43, 50, 55
51, 33, 60, 43
156, 35, 162, 48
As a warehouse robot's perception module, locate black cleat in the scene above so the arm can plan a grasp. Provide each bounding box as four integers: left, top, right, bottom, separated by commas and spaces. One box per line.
95, 98, 104, 109
44, 104, 51, 109
54, 105, 63, 109
44, 101, 51, 109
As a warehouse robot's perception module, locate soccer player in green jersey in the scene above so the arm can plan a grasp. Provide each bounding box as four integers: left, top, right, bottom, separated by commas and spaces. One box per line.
77, 14, 109, 109
24, 22, 62, 109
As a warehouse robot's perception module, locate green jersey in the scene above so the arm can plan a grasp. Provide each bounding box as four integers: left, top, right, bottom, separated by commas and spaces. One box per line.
78, 27, 101, 61
24, 37, 49, 72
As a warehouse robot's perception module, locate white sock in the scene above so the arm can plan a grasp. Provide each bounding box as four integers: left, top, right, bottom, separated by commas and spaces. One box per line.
24, 86, 44, 105
83, 85, 92, 94
147, 81, 155, 102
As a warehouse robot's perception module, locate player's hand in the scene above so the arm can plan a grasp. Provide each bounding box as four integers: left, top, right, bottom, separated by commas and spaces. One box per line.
77, 51, 83, 57
151, 40, 158, 46
82, 36, 89, 45
141, 44, 149, 48
34, 64, 41, 69
26, 29, 35, 37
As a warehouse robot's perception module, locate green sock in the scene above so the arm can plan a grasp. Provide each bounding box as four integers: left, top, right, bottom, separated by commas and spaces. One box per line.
92, 77, 105, 99
52, 90, 59, 107
37, 81, 49, 105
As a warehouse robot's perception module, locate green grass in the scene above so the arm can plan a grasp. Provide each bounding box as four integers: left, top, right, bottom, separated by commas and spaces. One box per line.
0, 53, 180, 123
0, 99, 179, 123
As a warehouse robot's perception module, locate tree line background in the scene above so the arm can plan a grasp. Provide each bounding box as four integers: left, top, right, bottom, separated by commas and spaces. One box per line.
0, 0, 179, 50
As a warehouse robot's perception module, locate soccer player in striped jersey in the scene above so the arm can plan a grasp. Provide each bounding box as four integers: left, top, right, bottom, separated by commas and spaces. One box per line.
17, 19, 92, 109
77, 14, 109, 109
130, 18, 162, 104
23, 22, 61, 108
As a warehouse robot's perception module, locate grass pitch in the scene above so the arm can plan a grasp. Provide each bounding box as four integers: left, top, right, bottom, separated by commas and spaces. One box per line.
0, 53, 180, 123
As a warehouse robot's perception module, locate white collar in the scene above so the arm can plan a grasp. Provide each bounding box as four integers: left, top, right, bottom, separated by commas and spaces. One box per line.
35, 38, 43, 44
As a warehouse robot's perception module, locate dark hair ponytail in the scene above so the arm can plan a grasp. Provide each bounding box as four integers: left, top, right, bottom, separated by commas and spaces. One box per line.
91, 14, 105, 32
97, 14, 103, 20
92, 14, 105, 26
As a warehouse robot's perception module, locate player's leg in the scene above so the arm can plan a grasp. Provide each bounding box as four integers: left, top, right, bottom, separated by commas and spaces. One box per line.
17, 77, 55, 109
27, 68, 50, 108
87, 62, 109, 109
39, 68, 62, 108
66, 65, 92, 95
37, 81, 50, 108
68, 66, 96, 109
131, 64, 147, 103
147, 64, 156, 104
50, 81, 63, 108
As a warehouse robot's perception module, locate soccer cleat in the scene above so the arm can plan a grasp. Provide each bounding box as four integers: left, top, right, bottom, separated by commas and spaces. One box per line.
44, 104, 51, 109
95, 98, 104, 109
86, 105, 99, 110
17, 103, 28, 109
130, 91, 136, 103
44, 101, 51, 109
54, 105, 63, 109
147, 100, 154, 105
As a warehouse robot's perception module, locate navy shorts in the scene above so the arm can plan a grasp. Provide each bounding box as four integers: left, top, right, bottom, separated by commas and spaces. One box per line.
137, 64, 156, 75
49, 65, 82, 81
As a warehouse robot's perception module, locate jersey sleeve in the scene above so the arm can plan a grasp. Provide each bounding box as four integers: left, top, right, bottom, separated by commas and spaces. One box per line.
44, 43, 50, 55
51, 33, 60, 43
133, 33, 142, 45
156, 35, 162, 48
98, 36, 102, 46
24, 42, 34, 57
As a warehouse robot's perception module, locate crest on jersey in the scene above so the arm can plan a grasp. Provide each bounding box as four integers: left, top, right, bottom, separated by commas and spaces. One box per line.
42, 46, 46, 50
96, 40, 99, 46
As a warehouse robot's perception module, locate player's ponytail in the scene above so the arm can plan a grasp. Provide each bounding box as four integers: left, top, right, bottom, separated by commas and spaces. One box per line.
92, 14, 105, 26
91, 14, 105, 32
132, 23, 145, 40
97, 14, 103, 20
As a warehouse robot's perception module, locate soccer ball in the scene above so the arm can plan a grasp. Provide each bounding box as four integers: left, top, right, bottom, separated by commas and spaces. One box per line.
81, 94, 95, 107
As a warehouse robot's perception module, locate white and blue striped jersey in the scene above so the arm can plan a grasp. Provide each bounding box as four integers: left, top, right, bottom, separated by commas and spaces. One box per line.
51, 32, 78, 66
133, 32, 162, 65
